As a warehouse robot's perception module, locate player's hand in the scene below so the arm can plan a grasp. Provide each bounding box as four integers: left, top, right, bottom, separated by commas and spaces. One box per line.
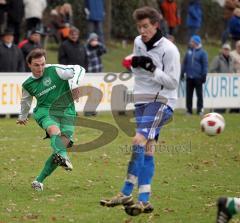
71, 87, 81, 102
16, 119, 28, 125
131, 56, 156, 72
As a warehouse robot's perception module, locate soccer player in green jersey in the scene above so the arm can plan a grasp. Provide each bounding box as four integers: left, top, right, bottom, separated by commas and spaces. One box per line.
17, 48, 85, 191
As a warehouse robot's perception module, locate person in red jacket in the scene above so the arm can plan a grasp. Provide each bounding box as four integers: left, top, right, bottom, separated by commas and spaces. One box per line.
159, 0, 181, 36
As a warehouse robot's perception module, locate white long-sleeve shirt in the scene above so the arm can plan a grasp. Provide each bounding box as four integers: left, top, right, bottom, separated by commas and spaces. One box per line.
132, 36, 181, 109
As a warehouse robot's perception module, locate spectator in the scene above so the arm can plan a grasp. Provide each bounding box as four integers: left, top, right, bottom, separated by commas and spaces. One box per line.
6, 0, 24, 44
84, 0, 105, 43
186, 0, 202, 39
85, 32, 106, 73
159, 0, 181, 36
23, 0, 47, 36
181, 35, 208, 115
85, 32, 106, 116
0, 28, 25, 72
229, 7, 240, 47
49, 5, 72, 43
210, 43, 235, 73
210, 43, 235, 113
230, 40, 240, 72
159, 11, 169, 37
21, 29, 42, 71
222, 0, 240, 44
58, 27, 88, 70
0, 0, 7, 34
60, 3, 73, 26
230, 40, 240, 113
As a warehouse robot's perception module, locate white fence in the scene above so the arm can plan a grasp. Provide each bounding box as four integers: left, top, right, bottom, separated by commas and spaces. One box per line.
0, 72, 239, 114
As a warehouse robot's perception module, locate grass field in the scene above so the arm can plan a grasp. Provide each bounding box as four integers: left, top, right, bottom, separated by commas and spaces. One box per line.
1, 112, 240, 223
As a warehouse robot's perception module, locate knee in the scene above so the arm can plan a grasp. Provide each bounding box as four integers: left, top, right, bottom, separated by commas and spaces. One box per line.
145, 140, 155, 156
132, 133, 146, 146
47, 125, 61, 136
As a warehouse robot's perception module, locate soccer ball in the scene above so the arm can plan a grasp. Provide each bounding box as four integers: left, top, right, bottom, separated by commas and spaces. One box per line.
200, 112, 225, 136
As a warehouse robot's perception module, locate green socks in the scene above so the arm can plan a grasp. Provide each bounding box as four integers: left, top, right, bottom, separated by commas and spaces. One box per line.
36, 154, 58, 183
50, 135, 67, 158
36, 135, 68, 183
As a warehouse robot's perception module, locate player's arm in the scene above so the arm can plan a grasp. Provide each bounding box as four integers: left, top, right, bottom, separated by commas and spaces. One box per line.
55, 65, 85, 88
55, 65, 86, 101
17, 88, 33, 125
152, 47, 181, 90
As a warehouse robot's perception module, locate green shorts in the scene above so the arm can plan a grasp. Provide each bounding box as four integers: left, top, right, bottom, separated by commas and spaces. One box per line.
33, 107, 76, 139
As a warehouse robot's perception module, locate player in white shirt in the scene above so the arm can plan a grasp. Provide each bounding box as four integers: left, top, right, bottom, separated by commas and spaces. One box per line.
100, 6, 180, 216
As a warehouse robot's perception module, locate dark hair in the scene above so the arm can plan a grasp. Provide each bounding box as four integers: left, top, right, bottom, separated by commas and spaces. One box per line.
26, 48, 46, 64
133, 6, 161, 25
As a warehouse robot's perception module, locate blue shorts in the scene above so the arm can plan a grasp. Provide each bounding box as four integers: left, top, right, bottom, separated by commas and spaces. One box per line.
135, 102, 173, 140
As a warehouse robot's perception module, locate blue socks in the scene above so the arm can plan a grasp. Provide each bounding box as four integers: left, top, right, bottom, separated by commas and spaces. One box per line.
138, 155, 155, 203
121, 146, 155, 203
121, 145, 145, 196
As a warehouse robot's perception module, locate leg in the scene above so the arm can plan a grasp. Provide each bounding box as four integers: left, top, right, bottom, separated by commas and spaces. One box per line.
124, 142, 155, 216
48, 125, 73, 171
13, 22, 21, 44
195, 79, 203, 114
35, 153, 58, 183
216, 197, 240, 223
100, 133, 146, 207
34, 125, 71, 186
186, 78, 194, 114
121, 133, 147, 196
48, 125, 67, 158
87, 20, 95, 38
221, 19, 230, 44
137, 140, 155, 203
95, 21, 104, 43
125, 104, 173, 216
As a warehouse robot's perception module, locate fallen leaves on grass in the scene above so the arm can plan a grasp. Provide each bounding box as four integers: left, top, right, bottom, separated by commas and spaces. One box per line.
163, 207, 175, 213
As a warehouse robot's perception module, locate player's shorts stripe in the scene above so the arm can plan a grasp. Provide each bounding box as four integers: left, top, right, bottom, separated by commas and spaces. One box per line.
139, 184, 151, 193
148, 104, 166, 139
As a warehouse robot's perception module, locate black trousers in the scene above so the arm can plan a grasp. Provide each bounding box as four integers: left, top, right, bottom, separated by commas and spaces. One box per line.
7, 18, 21, 44
25, 17, 41, 35
186, 78, 203, 114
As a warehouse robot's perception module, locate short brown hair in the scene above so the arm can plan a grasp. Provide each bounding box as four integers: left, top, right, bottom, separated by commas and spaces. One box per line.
133, 6, 161, 25
26, 48, 46, 64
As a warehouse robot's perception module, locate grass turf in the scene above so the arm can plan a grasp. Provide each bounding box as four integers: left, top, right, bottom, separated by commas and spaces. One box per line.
0, 112, 240, 223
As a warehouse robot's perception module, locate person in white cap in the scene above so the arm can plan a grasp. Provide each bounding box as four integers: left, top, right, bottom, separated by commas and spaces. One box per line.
210, 43, 236, 73
210, 43, 236, 113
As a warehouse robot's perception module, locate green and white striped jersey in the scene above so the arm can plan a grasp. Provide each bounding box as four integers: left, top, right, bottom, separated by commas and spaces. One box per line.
19, 64, 85, 120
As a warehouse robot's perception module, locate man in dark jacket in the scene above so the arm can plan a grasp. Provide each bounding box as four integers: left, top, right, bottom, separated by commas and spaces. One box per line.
58, 27, 88, 70
0, 28, 25, 72
181, 35, 208, 115
21, 29, 42, 71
